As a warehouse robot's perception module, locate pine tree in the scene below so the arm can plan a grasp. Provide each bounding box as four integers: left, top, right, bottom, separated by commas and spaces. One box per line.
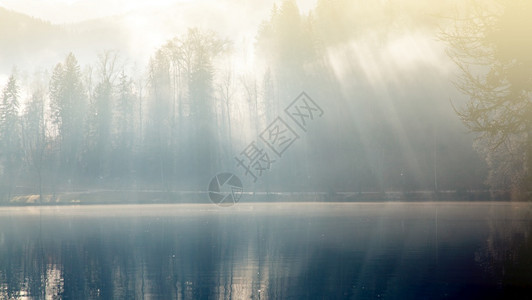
112, 70, 137, 178
22, 85, 47, 202
0, 73, 22, 201
49, 53, 87, 184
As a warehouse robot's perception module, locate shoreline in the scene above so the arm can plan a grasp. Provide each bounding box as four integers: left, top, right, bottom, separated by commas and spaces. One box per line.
0, 190, 520, 206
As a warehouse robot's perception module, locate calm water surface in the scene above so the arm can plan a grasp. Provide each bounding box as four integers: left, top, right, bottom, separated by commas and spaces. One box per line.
0, 202, 531, 299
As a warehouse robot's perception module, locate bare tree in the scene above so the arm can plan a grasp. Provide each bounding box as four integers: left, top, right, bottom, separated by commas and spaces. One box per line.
443, 1, 532, 199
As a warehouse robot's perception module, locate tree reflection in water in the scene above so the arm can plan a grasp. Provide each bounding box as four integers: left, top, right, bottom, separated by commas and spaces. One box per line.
0, 203, 530, 299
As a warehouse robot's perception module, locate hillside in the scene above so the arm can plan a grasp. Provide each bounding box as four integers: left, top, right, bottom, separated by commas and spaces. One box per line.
0, 7, 132, 75
0, 1, 268, 77
0, 7, 63, 71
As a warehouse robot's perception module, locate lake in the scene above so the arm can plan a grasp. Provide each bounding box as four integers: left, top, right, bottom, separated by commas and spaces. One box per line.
0, 202, 531, 299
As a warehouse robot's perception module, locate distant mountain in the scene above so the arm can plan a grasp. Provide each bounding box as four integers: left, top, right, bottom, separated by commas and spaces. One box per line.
0, 7, 62, 71
0, 1, 272, 77
0, 7, 133, 75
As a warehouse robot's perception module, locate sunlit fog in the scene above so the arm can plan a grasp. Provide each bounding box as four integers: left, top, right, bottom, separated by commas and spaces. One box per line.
0, 0, 531, 299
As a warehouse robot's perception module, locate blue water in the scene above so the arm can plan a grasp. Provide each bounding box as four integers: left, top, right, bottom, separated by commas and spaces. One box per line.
0, 202, 531, 299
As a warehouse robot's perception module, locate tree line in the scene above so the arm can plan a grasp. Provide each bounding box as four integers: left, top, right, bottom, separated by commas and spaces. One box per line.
4, 0, 526, 202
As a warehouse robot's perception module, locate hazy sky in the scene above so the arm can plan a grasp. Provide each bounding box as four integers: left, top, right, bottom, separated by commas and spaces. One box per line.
0, 1, 294, 85
0, 0, 205, 23
0, 0, 317, 23
0, 0, 454, 92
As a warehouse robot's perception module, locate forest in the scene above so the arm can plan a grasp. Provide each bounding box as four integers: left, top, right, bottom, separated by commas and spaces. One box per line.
1, 0, 530, 203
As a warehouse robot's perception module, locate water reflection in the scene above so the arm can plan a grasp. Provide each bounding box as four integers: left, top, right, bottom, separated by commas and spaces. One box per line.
0, 203, 531, 299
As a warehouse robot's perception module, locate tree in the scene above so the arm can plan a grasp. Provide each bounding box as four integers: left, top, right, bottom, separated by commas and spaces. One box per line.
162, 29, 228, 184
22, 84, 47, 202
215, 63, 237, 158
443, 1, 532, 199
256, 1, 315, 98
49, 53, 87, 184
112, 70, 137, 179
0, 73, 22, 201
186, 29, 228, 176
145, 48, 173, 186
85, 51, 118, 179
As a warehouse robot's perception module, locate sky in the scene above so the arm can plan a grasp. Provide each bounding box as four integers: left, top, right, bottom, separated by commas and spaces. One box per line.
0, 0, 456, 94
0, 0, 317, 23
0, 0, 199, 23
0, 0, 319, 83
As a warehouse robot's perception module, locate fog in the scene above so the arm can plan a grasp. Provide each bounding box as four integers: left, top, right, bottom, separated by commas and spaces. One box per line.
1, 0, 530, 204
2, 3, 532, 298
